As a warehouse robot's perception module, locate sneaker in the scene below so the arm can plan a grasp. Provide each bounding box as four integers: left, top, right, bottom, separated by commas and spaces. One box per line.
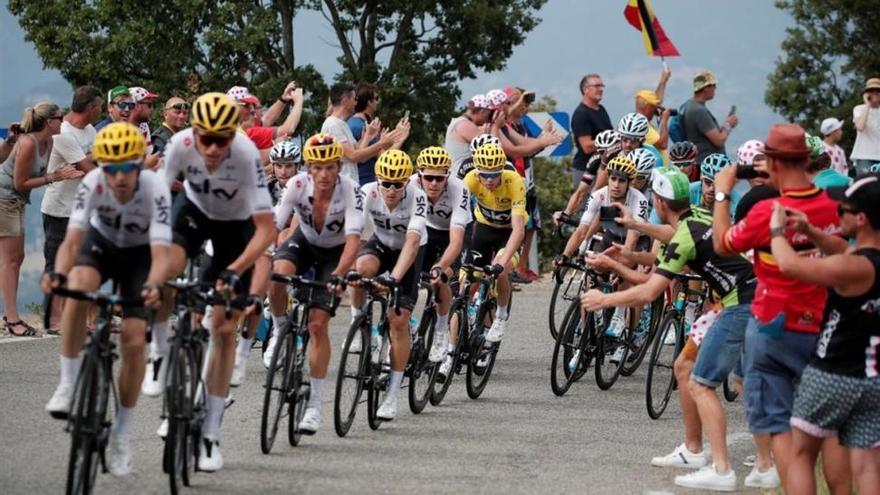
198, 436, 223, 472
262, 334, 281, 369
429, 333, 448, 363
142, 354, 167, 397
744, 465, 780, 489
45, 382, 75, 419
376, 395, 398, 421
604, 310, 625, 338
742, 455, 756, 467
650, 443, 710, 468
157, 418, 169, 438
108, 434, 132, 476
609, 345, 626, 364
438, 355, 454, 381
298, 407, 321, 435
674, 465, 736, 492
485, 318, 507, 343
230, 360, 246, 387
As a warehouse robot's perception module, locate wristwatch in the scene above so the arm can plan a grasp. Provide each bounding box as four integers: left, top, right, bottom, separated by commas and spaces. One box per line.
714, 191, 729, 203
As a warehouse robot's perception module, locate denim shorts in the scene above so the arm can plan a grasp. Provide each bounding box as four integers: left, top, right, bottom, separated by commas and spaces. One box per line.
743, 316, 819, 434
691, 304, 750, 388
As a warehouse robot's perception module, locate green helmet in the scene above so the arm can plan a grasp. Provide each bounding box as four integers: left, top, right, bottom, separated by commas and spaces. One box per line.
652, 166, 691, 202
805, 134, 824, 158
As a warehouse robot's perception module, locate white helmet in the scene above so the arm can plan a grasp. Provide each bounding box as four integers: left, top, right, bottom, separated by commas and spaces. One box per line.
617, 112, 650, 140
470, 133, 501, 153
269, 140, 302, 163
627, 148, 656, 178
595, 130, 620, 151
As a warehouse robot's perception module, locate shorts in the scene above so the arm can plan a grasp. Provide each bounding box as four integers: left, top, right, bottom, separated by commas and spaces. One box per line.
423, 227, 454, 270
75, 227, 151, 320
172, 197, 255, 293
0, 197, 25, 236
467, 222, 510, 266
357, 236, 424, 311
525, 190, 541, 231
273, 228, 344, 314
691, 304, 750, 388
743, 316, 819, 435
791, 365, 880, 449
42, 214, 69, 273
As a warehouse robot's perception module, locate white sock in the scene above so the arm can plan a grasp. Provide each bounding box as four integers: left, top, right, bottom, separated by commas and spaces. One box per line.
204, 394, 226, 438
308, 377, 324, 410
495, 304, 509, 321
351, 305, 362, 324
150, 320, 170, 356
447, 343, 456, 353
271, 314, 286, 335
112, 406, 134, 437
60, 355, 82, 385
201, 306, 214, 331
435, 312, 449, 333
237, 337, 253, 363
387, 371, 404, 399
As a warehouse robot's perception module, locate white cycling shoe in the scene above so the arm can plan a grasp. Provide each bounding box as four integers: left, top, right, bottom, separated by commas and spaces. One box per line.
298, 407, 321, 435
485, 318, 507, 343
429, 332, 448, 363
142, 353, 168, 397
108, 434, 133, 477
376, 395, 398, 421
198, 436, 223, 472
45, 381, 75, 419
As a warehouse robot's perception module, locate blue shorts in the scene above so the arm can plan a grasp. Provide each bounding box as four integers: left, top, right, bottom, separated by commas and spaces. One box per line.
691, 304, 750, 388
743, 316, 819, 435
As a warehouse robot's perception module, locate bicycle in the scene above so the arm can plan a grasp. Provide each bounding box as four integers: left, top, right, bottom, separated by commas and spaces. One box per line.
645, 273, 708, 420
46, 287, 142, 495
407, 272, 441, 414
260, 273, 340, 453
548, 214, 585, 340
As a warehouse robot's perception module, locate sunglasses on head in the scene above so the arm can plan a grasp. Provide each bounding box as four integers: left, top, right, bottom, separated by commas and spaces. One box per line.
478, 171, 502, 179
168, 103, 190, 111
379, 180, 406, 190
102, 162, 142, 175
197, 133, 233, 148
115, 101, 136, 111
420, 173, 447, 183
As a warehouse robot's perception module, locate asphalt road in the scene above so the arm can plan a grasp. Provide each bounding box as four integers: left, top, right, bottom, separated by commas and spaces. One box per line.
0, 279, 767, 494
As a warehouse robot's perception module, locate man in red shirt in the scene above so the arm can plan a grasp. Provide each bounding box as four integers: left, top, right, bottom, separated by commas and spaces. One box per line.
226, 84, 303, 162
712, 123, 846, 493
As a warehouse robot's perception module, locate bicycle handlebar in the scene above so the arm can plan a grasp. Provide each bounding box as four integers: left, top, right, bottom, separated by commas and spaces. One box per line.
271, 273, 346, 308
344, 273, 401, 314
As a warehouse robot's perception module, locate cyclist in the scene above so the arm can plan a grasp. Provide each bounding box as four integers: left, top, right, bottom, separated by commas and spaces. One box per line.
455, 133, 516, 180
151, 92, 275, 471
581, 167, 757, 491
554, 129, 622, 224
410, 146, 471, 364
591, 112, 649, 191
460, 143, 525, 345
669, 140, 700, 181
43, 122, 171, 476
266, 133, 364, 434
267, 139, 302, 203
690, 153, 741, 214
351, 149, 427, 421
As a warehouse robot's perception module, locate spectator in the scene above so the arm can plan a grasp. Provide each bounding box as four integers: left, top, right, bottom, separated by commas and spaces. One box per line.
40, 87, 103, 333
94, 86, 133, 131
347, 82, 381, 185
444, 94, 493, 177
228, 83, 304, 163
322, 82, 402, 182
819, 117, 848, 176
150, 97, 189, 156
0, 102, 81, 336
634, 66, 673, 160
851, 77, 880, 175
682, 70, 738, 164
808, 149, 850, 189
127, 87, 160, 170
733, 139, 778, 222
570, 73, 613, 189
0, 122, 21, 163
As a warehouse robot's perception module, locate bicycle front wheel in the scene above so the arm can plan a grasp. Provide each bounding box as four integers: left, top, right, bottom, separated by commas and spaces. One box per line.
408, 308, 436, 414
646, 311, 682, 420
288, 329, 310, 446
333, 316, 368, 437
430, 300, 466, 406
260, 325, 293, 454
465, 301, 498, 400
165, 345, 196, 494
65, 350, 105, 495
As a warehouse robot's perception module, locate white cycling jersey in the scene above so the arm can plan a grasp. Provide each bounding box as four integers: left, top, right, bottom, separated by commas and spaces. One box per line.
68, 168, 172, 248
274, 172, 364, 248
362, 181, 428, 249
579, 185, 649, 227
408, 175, 471, 231
161, 128, 272, 221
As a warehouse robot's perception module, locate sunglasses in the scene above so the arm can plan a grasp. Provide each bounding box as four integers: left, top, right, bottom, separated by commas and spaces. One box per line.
702, 178, 715, 186
168, 103, 190, 111
838, 204, 859, 216
420, 173, 447, 183
102, 162, 142, 175
197, 133, 233, 148
671, 161, 693, 168
620, 136, 642, 144
379, 181, 406, 190
138, 100, 154, 107
114, 101, 136, 111
478, 171, 502, 179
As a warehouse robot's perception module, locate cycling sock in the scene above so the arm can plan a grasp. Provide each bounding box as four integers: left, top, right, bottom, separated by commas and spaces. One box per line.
271, 314, 286, 334
447, 344, 455, 353
60, 355, 82, 385
387, 371, 404, 399
201, 306, 214, 331
351, 306, 363, 324
435, 312, 449, 333
150, 320, 170, 356
308, 377, 324, 410
495, 304, 509, 320
236, 336, 253, 364
204, 394, 226, 438
112, 406, 134, 437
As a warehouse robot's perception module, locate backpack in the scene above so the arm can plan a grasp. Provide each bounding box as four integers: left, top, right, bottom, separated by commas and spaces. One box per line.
667, 100, 689, 143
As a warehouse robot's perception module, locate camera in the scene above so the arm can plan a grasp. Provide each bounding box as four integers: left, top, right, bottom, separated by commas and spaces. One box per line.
735, 164, 770, 180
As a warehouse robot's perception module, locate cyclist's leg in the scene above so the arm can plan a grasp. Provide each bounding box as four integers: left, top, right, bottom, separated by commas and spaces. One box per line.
351, 238, 383, 316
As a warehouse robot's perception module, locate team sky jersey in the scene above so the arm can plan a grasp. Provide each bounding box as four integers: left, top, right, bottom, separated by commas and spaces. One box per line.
579, 185, 649, 227
361, 181, 428, 249
656, 207, 756, 307
274, 172, 364, 248
161, 128, 273, 221
813, 248, 880, 378
463, 169, 526, 228
408, 175, 471, 231
725, 186, 841, 333
68, 168, 172, 248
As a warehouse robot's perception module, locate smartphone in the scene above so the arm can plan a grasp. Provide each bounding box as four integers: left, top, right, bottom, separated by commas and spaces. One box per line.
404, 110, 410, 120
599, 205, 621, 221
728, 105, 737, 116
9, 123, 20, 135
735, 164, 769, 180
524, 92, 535, 105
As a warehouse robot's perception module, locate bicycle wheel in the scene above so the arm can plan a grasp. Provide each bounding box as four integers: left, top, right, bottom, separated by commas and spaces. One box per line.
723, 372, 739, 402
366, 326, 389, 430
550, 301, 589, 396
429, 300, 466, 406
287, 329, 310, 446
165, 344, 196, 494
65, 350, 103, 495
259, 324, 293, 454
408, 308, 436, 414
333, 316, 368, 437
594, 308, 627, 390
646, 311, 682, 420
620, 295, 664, 377
548, 267, 583, 340
465, 300, 497, 399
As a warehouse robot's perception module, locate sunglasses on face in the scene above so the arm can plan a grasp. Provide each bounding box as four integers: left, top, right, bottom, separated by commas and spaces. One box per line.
838, 204, 859, 216
168, 103, 190, 111
138, 100, 153, 108
114, 101, 136, 111
702, 178, 715, 186
478, 171, 502, 179
620, 136, 642, 144
102, 162, 142, 175
420, 173, 447, 183
379, 181, 406, 190
197, 133, 233, 148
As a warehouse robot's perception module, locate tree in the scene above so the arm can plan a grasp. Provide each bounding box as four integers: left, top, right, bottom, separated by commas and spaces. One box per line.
8, 0, 547, 146
765, 0, 880, 144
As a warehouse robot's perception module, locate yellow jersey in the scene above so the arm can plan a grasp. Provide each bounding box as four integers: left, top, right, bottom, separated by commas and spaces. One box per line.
463, 169, 527, 228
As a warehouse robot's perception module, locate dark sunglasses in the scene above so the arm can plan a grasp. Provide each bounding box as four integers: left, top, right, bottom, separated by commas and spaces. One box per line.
420, 173, 447, 183
114, 101, 136, 111
102, 162, 142, 175
379, 180, 406, 190
838, 204, 859, 216
702, 178, 715, 186
168, 103, 190, 111
478, 171, 502, 179
197, 133, 233, 148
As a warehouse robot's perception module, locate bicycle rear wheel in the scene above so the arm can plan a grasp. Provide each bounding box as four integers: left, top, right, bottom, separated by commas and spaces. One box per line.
165, 345, 196, 494
465, 301, 498, 399
366, 328, 389, 430
287, 330, 310, 446
260, 325, 293, 454
65, 350, 104, 495
333, 316, 368, 437
646, 311, 682, 420
429, 300, 466, 406
408, 308, 436, 414
594, 307, 627, 390
550, 302, 584, 396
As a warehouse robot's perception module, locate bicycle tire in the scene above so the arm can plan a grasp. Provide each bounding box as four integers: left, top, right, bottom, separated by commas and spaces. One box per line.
259, 324, 293, 454
550, 301, 587, 396
465, 299, 497, 399
548, 267, 582, 340
408, 308, 436, 414
620, 296, 664, 376
723, 373, 739, 402
287, 329, 310, 446
594, 308, 628, 390
429, 300, 467, 406
366, 324, 389, 430
165, 344, 195, 494
333, 316, 368, 437
646, 311, 682, 420
65, 350, 102, 495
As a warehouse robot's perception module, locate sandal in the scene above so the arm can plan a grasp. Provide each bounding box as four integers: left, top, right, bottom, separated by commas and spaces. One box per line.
3, 317, 39, 337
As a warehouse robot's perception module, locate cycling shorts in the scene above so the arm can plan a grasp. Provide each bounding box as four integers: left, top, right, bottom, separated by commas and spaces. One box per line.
357, 236, 425, 311
75, 227, 151, 320
274, 228, 345, 314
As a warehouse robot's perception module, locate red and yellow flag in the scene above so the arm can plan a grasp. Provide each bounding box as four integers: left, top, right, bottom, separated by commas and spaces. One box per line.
623, 0, 680, 57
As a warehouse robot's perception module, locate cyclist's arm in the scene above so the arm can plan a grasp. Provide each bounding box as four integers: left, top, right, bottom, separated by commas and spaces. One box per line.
563, 181, 589, 216
590, 254, 652, 285
391, 231, 421, 280
437, 226, 465, 272
146, 243, 170, 288
228, 212, 276, 275
623, 228, 640, 253
333, 234, 361, 278
54, 228, 85, 278
498, 214, 525, 267
590, 272, 669, 309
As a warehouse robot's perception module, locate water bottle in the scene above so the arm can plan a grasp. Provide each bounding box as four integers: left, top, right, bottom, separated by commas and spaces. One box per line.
409, 316, 419, 338
295, 333, 304, 356
370, 325, 381, 365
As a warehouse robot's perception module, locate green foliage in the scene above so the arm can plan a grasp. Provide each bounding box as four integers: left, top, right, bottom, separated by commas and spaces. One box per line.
534, 156, 573, 271
766, 0, 880, 148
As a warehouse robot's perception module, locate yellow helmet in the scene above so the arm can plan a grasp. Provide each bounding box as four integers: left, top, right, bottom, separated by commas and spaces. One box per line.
303, 133, 343, 163
473, 143, 506, 171
92, 122, 146, 163
191, 92, 239, 135
375, 149, 413, 181
416, 146, 452, 171
606, 155, 637, 181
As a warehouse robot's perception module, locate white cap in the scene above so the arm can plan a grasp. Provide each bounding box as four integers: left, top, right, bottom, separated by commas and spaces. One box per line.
820, 117, 843, 136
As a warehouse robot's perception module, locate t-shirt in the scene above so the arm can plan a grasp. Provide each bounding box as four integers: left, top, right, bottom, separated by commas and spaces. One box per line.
361, 181, 427, 249
463, 169, 526, 228
812, 168, 851, 189
656, 207, 756, 307
570, 102, 612, 171
41, 121, 97, 218
151, 124, 175, 156
501, 120, 536, 191
321, 115, 358, 182
274, 172, 364, 248
682, 99, 725, 164
734, 184, 779, 223
245, 125, 275, 150
851, 104, 880, 161
444, 116, 474, 177
409, 175, 471, 231
644, 123, 668, 165
821, 142, 848, 175
724, 186, 842, 333
347, 115, 378, 185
